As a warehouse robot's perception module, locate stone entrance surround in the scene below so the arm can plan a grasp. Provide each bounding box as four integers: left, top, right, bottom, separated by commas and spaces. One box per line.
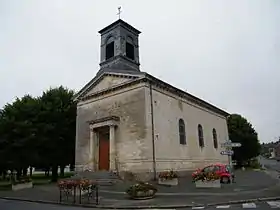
88, 116, 119, 172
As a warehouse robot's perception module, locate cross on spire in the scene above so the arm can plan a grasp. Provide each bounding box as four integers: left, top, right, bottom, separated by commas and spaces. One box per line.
117, 6, 122, 19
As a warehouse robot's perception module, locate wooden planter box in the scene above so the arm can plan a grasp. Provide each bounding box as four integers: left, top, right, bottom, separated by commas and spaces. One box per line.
12, 182, 33, 191
195, 180, 221, 188
129, 189, 156, 200
158, 178, 178, 186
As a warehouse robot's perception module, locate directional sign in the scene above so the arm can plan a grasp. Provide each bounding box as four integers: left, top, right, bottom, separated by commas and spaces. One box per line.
220, 150, 234, 156
231, 143, 241, 147
221, 142, 242, 148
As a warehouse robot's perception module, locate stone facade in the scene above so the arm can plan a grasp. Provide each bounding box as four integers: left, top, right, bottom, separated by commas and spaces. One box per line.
75, 74, 228, 173
75, 78, 150, 172
147, 85, 228, 171
74, 19, 229, 175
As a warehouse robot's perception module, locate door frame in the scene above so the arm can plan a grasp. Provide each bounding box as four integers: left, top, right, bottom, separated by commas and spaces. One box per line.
89, 116, 119, 172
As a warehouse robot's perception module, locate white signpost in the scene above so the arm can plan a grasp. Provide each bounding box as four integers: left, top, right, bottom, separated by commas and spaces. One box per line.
221, 142, 241, 148
220, 150, 234, 156
220, 140, 242, 167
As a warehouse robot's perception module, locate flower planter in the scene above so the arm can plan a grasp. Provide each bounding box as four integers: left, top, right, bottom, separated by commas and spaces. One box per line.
71, 186, 92, 196
129, 189, 156, 200
158, 178, 178, 186
195, 180, 221, 188
12, 182, 33, 191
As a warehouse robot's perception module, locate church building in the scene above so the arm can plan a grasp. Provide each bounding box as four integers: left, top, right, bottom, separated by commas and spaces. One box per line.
74, 19, 229, 176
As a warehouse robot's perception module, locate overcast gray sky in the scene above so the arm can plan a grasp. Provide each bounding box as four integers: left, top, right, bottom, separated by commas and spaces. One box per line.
0, 0, 279, 143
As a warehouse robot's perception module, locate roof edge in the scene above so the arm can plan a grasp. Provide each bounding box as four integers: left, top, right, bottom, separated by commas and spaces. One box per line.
144, 73, 230, 117
77, 73, 230, 118
98, 19, 141, 35
73, 71, 143, 102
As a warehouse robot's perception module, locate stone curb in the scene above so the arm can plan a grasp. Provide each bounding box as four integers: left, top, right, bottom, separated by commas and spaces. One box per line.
1, 196, 280, 209
206, 196, 280, 207
99, 183, 278, 196
0, 196, 193, 209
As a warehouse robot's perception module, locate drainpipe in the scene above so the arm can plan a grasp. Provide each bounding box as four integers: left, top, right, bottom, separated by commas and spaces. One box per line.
149, 82, 157, 180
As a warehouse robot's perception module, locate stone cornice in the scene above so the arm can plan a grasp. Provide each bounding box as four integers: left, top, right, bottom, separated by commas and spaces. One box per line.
99, 55, 140, 67
81, 74, 230, 117
89, 116, 120, 124
79, 75, 229, 117
144, 74, 229, 117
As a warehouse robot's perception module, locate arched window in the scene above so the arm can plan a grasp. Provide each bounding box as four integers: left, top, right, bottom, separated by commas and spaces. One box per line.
198, 124, 204, 148
213, 128, 218, 149
179, 119, 186, 145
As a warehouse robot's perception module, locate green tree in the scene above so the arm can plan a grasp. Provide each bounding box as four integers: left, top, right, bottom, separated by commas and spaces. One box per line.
39, 86, 76, 181
227, 114, 261, 165
0, 95, 41, 177
0, 109, 8, 178
0, 87, 76, 181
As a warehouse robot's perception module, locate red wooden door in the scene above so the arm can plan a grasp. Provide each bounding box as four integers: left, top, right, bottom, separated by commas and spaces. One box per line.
99, 132, 110, 170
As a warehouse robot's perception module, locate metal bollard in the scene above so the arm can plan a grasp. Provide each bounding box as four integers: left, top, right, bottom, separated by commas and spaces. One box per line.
95, 184, 99, 205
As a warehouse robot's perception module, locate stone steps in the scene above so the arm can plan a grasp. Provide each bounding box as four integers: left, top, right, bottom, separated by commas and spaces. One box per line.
72, 171, 121, 186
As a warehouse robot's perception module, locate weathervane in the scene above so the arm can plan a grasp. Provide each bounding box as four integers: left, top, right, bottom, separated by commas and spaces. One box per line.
117, 6, 122, 19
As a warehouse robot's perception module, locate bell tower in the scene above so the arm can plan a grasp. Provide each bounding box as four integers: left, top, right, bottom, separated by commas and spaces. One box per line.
98, 19, 141, 72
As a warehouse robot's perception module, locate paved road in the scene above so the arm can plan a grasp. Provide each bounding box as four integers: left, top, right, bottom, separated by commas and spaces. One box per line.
0, 199, 87, 210
259, 156, 280, 171
2, 199, 280, 210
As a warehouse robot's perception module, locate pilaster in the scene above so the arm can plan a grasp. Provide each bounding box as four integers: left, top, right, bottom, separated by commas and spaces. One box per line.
89, 128, 99, 171
109, 125, 117, 171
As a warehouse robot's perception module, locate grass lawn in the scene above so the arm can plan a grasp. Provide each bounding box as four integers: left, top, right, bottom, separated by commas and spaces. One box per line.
31, 171, 74, 180
0, 181, 11, 191
0, 171, 75, 190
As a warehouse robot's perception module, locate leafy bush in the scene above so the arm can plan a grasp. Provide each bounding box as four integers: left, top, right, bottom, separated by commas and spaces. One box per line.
126, 182, 157, 197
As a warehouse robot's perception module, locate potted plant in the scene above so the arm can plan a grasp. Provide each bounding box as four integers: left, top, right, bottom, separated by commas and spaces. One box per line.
11, 176, 33, 191
158, 170, 178, 186
126, 182, 157, 200
193, 172, 221, 188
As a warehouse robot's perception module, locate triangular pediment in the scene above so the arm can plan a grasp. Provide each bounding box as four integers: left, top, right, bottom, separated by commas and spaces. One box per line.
85, 75, 134, 96
74, 71, 143, 101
